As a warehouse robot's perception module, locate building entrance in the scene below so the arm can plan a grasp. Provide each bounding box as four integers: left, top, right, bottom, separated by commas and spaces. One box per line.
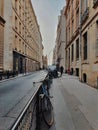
13, 51, 25, 74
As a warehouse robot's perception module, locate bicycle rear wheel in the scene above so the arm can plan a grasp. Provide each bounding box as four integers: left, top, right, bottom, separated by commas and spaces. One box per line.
42, 96, 54, 127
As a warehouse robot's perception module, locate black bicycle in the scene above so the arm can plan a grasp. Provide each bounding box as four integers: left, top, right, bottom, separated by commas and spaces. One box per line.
33, 76, 54, 127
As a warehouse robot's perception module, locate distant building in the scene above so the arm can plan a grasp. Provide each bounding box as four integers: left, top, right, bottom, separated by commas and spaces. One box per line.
42, 55, 48, 69
0, 0, 5, 71
0, 0, 43, 73
54, 7, 66, 71
39, 43, 44, 69
52, 45, 57, 65
65, 0, 98, 87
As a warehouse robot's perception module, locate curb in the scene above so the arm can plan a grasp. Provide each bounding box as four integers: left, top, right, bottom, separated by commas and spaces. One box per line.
0, 70, 47, 83
0, 72, 34, 83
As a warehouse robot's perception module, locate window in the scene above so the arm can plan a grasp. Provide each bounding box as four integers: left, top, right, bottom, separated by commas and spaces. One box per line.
97, 77, 98, 88
68, 6, 70, 20
19, 39, 21, 52
22, 26, 24, 37
19, 22, 21, 34
15, 16, 17, 29
76, 68, 79, 76
96, 40, 98, 57
22, 42, 24, 53
69, 27, 70, 41
72, 19, 74, 36
68, 48, 70, 67
83, 32, 87, 60
25, 45, 27, 55
71, 44, 74, 61
15, 0, 18, 10
76, 38, 79, 60
19, 6, 21, 17
66, 51, 68, 70
82, 0, 88, 13
0, 0, 3, 16
76, 0, 79, 7
66, 28, 68, 44
72, 0, 74, 10
15, 35, 17, 50
95, 21, 98, 57
76, 9, 79, 29
22, 12, 24, 22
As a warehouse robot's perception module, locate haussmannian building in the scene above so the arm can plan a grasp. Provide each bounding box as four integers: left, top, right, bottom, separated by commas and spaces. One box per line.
0, 0, 6, 71
55, 7, 66, 71
52, 45, 57, 65
1, 0, 43, 74
65, 0, 81, 76
65, 0, 98, 88
42, 55, 48, 69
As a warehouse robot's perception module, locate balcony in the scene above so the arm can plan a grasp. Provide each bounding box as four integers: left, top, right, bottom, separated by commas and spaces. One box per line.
81, 7, 89, 25
93, 0, 98, 8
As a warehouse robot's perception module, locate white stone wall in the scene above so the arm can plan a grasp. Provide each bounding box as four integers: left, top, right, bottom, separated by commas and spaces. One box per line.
3, 0, 43, 72
4, 0, 13, 71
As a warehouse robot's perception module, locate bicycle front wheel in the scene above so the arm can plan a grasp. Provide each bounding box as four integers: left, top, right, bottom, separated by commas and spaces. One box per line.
42, 96, 54, 127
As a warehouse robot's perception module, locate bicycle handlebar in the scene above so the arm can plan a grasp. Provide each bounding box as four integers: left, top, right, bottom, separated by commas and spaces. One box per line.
33, 72, 50, 85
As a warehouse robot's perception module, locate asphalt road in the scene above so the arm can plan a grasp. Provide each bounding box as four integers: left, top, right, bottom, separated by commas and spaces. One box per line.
0, 70, 47, 130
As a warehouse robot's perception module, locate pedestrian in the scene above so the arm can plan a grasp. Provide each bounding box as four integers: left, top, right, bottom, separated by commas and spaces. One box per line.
60, 66, 64, 76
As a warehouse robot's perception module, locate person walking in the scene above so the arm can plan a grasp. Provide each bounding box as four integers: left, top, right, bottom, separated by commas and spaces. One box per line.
60, 66, 64, 76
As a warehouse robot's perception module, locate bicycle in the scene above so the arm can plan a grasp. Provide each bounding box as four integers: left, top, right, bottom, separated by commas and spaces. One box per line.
33, 76, 54, 128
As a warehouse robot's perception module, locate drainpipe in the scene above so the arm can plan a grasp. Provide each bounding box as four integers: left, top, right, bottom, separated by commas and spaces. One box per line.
79, 0, 82, 81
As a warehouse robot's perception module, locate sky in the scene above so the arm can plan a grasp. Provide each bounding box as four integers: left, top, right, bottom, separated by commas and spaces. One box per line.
31, 0, 66, 64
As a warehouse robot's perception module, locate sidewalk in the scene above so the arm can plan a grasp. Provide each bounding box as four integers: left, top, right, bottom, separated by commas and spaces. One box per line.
50, 74, 98, 130
0, 70, 46, 83
0, 72, 33, 83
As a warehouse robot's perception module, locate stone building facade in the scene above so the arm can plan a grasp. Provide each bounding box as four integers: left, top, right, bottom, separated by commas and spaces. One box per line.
0, 0, 5, 71
52, 45, 57, 65
65, 0, 81, 75
65, 0, 98, 87
1, 0, 43, 74
42, 55, 48, 69
55, 7, 66, 71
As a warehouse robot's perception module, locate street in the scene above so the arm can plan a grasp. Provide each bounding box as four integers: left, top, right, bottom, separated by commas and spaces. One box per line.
0, 70, 47, 130
0, 0, 98, 130
0, 72, 98, 130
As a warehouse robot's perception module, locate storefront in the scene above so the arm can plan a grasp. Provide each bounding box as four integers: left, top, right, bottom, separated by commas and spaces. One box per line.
13, 51, 26, 74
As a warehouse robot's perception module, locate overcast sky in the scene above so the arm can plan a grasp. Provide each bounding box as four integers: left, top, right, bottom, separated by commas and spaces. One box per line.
31, 0, 66, 64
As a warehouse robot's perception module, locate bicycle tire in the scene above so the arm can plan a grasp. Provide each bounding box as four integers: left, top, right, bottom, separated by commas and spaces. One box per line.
42, 96, 54, 127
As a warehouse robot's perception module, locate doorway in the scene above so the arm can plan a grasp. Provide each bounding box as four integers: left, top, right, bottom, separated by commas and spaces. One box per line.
83, 73, 87, 83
